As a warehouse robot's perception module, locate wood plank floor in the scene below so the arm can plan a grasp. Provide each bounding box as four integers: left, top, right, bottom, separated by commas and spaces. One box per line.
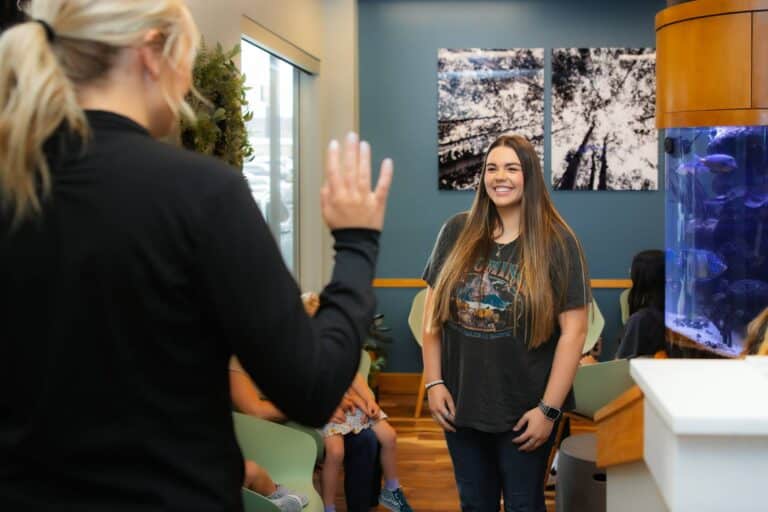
327, 392, 597, 512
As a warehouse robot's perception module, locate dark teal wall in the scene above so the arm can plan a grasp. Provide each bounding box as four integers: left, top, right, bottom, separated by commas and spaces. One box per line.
359, 0, 667, 372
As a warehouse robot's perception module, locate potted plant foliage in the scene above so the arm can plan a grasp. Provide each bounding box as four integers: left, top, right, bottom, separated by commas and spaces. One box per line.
364, 313, 393, 396
180, 41, 253, 168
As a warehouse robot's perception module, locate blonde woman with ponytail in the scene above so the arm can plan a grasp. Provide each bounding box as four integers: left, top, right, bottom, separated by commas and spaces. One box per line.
421, 135, 589, 512
0, 1, 393, 510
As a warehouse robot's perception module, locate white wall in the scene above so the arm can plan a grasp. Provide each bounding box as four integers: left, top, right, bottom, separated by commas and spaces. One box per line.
184, 0, 359, 292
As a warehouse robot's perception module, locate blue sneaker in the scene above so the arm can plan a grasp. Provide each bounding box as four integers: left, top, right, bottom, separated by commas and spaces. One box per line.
379, 488, 413, 512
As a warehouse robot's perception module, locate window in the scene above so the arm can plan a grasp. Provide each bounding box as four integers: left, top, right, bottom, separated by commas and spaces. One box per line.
241, 39, 299, 273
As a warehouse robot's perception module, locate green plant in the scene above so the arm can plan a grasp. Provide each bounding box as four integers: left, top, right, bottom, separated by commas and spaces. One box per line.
364, 313, 393, 390
180, 41, 253, 169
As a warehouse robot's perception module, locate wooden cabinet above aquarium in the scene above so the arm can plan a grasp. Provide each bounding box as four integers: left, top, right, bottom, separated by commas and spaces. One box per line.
656, 0, 768, 128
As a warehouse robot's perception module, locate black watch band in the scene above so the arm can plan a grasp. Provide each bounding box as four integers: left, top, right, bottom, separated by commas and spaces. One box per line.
538, 400, 562, 422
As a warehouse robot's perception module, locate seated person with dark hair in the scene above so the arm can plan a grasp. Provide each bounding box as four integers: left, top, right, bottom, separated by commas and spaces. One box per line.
616, 250, 666, 359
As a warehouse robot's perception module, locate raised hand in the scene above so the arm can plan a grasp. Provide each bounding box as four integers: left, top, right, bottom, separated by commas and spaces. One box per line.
321, 133, 393, 231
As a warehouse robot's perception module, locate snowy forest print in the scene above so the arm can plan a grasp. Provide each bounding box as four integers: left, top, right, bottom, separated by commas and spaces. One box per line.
551, 48, 657, 191
438, 48, 544, 190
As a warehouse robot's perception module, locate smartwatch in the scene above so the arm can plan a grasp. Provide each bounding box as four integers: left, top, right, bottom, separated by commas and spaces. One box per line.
538, 400, 562, 422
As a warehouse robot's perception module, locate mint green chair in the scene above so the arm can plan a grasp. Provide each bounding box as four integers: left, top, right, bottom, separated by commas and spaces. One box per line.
358, 349, 371, 381
583, 299, 605, 355
233, 412, 323, 512
619, 289, 630, 325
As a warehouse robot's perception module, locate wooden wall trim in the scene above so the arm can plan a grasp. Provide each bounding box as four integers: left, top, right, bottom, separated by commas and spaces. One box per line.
373, 278, 632, 289
657, 108, 768, 128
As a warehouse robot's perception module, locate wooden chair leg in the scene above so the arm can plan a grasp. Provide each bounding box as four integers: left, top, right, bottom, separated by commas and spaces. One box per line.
543, 413, 570, 493
414, 371, 427, 418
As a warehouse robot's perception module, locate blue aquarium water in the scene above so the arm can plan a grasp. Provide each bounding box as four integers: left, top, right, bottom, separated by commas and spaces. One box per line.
665, 126, 768, 355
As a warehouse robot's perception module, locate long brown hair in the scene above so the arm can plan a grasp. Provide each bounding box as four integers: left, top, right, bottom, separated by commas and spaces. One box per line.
742, 307, 768, 356
429, 135, 590, 348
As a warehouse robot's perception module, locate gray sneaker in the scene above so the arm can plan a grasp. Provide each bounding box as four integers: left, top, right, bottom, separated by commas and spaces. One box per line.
267, 494, 305, 512
379, 488, 413, 512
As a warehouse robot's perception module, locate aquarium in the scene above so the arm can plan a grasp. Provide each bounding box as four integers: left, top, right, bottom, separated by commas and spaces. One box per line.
665, 126, 768, 356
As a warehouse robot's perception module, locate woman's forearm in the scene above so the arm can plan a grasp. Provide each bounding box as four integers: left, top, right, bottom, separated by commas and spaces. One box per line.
542, 308, 588, 409
542, 334, 582, 409
351, 372, 375, 402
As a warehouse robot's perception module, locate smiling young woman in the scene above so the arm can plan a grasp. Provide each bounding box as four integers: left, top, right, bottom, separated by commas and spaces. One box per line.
420, 134, 590, 512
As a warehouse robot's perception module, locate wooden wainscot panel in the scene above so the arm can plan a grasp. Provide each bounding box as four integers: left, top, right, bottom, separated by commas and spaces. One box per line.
657, 12, 752, 125
594, 386, 645, 468
754, 11, 768, 108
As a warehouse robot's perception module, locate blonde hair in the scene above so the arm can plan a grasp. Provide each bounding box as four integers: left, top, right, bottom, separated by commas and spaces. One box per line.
0, 0, 200, 225
429, 135, 591, 348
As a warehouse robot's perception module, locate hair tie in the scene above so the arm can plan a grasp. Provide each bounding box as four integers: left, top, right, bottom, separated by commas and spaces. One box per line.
34, 19, 56, 43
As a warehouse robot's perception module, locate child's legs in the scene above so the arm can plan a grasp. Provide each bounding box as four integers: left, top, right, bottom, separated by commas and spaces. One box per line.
371, 420, 398, 481
321, 434, 345, 506
243, 460, 278, 497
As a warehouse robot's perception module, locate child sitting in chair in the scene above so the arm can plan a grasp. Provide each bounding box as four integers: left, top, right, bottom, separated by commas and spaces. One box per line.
320, 372, 413, 512
304, 289, 411, 512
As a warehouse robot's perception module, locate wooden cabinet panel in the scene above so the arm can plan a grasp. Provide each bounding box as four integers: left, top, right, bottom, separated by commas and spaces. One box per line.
595, 386, 644, 468
754, 12, 768, 108
657, 13, 752, 120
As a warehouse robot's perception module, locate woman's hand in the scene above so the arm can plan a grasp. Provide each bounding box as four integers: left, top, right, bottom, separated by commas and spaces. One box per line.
512, 407, 555, 452
330, 407, 347, 424
340, 393, 356, 414
321, 133, 393, 231
427, 384, 456, 432
365, 399, 380, 419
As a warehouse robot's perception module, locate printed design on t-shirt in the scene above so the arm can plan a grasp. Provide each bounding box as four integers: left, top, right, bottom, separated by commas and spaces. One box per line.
451, 256, 523, 332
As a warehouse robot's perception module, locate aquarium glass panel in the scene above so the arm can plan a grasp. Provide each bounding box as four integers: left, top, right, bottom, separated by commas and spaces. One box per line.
665, 127, 768, 355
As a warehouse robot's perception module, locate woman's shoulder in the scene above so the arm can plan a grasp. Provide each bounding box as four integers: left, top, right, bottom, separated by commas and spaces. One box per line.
443, 211, 469, 233
127, 136, 246, 202
433, 211, 469, 245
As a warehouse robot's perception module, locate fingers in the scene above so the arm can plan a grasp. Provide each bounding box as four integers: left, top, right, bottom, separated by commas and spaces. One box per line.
343, 132, 359, 190
512, 429, 533, 445
517, 436, 544, 452
325, 140, 343, 194
374, 158, 394, 204
431, 410, 456, 432
358, 141, 372, 192
445, 394, 456, 419
512, 413, 529, 433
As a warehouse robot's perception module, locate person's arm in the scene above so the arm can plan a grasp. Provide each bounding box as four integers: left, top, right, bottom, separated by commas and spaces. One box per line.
350, 372, 375, 403
229, 370, 286, 422
541, 307, 588, 410
199, 136, 392, 428
513, 306, 587, 452
422, 286, 456, 431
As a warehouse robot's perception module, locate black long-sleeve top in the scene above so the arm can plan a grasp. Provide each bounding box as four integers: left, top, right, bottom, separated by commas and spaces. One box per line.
0, 111, 378, 511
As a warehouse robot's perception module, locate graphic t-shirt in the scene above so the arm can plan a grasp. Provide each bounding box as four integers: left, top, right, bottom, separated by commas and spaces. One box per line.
422, 212, 588, 432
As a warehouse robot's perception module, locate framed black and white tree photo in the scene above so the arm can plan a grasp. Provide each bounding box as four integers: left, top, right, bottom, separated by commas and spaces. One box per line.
438, 48, 544, 190
551, 48, 657, 191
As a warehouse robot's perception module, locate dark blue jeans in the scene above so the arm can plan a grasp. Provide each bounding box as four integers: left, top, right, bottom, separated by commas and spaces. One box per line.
342, 428, 381, 512
445, 425, 557, 512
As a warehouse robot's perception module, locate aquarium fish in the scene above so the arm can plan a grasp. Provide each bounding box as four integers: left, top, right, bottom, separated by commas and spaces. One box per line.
667, 249, 728, 281
675, 161, 709, 176
699, 154, 738, 173
745, 192, 768, 209
675, 154, 737, 176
